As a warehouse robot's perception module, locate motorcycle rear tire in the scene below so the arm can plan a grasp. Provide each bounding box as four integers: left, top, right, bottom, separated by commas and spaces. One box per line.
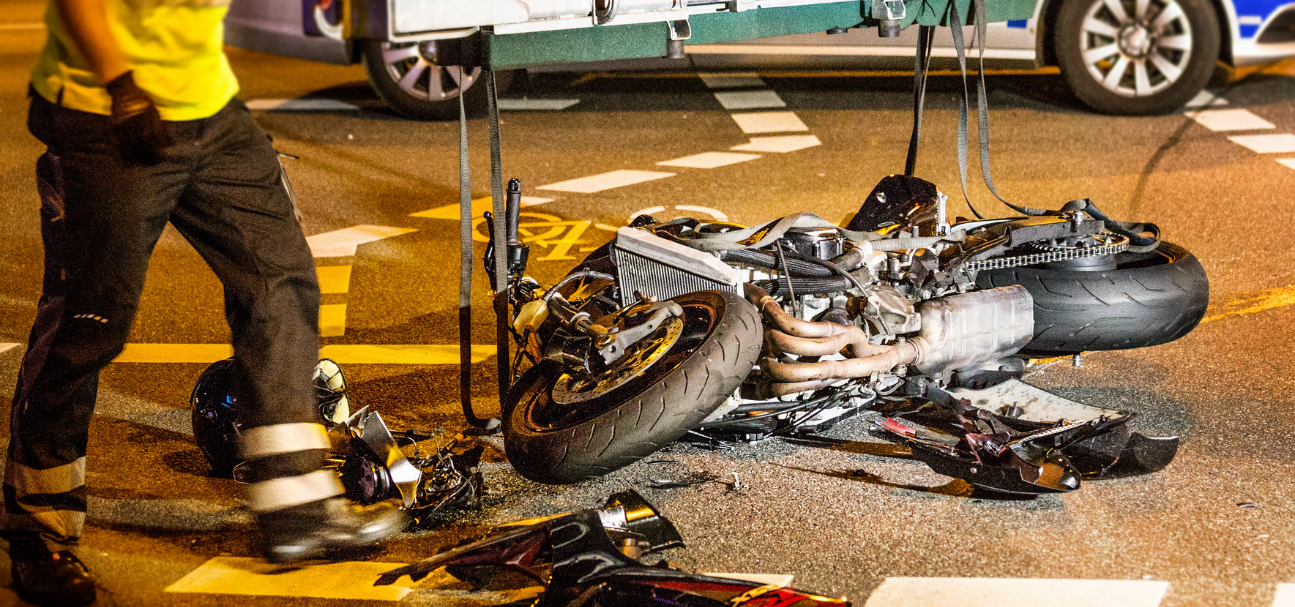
504, 290, 762, 484
977, 241, 1208, 356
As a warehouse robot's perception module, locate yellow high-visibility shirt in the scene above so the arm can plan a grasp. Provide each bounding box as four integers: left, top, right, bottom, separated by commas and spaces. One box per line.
31, 0, 239, 121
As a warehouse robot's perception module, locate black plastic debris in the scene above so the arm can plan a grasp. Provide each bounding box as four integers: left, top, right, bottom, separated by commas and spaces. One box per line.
875, 380, 1178, 495
374, 490, 849, 607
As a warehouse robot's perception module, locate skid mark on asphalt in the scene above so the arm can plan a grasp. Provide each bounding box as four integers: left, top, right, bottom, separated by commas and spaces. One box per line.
863, 578, 1169, 607
1200, 284, 1295, 323
165, 557, 416, 601
111, 344, 495, 364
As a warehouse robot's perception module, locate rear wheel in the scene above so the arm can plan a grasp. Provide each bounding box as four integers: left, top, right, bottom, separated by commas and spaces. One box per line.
504, 290, 762, 484
977, 241, 1209, 355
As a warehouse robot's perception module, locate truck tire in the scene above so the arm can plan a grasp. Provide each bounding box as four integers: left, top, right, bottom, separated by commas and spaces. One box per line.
504, 290, 762, 484
977, 241, 1209, 355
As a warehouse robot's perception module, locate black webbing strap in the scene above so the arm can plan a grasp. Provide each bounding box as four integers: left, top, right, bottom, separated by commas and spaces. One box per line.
486, 70, 512, 409
947, 2, 985, 220
905, 25, 935, 177
949, 4, 1160, 249
457, 74, 493, 430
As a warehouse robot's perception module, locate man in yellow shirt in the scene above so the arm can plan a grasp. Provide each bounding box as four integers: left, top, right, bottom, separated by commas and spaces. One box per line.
7, 2, 405, 605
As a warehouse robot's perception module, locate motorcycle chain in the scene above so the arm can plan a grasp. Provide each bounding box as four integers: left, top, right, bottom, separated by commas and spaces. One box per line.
962, 241, 1129, 273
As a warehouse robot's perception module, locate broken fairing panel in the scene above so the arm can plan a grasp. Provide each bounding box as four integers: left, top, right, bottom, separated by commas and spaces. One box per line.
374, 490, 851, 607
335, 407, 485, 528
876, 381, 1179, 494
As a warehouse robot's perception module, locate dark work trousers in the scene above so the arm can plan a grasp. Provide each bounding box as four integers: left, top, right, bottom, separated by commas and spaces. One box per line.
2, 93, 329, 556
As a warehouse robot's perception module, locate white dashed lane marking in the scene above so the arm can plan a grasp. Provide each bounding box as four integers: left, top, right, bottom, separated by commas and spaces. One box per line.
1271, 584, 1295, 607
731, 111, 809, 134
0, 343, 19, 355
1185, 90, 1229, 108
539, 170, 675, 193
732, 135, 822, 153
658, 152, 762, 168
244, 98, 360, 111
1186, 109, 1275, 131
699, 73, 766, 89
497, 98, 581, 111
306, 225, 418, 258
1227, 133, 1295, 153
863, 578, 1170, 607
713, 89, 787, 110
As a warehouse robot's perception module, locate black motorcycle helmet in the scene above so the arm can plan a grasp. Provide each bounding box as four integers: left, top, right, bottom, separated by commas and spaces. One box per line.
190, 358, 243, 477
190, 358, 350, 477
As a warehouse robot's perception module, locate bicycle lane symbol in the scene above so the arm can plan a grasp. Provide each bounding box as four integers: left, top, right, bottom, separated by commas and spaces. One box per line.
473, 212, 596, 262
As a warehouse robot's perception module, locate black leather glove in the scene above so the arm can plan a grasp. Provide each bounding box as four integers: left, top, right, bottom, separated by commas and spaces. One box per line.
105, 71, 171, 165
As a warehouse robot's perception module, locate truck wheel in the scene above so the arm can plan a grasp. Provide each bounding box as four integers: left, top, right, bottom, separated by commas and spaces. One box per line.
360, 40, 513, 120
1054, 0, 1219, 114
504, 290, 762, 484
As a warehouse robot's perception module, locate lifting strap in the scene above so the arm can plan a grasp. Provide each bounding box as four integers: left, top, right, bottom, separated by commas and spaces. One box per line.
485, 70, 513, 411
945, 0, 1160, 250
457, 68, 500, 431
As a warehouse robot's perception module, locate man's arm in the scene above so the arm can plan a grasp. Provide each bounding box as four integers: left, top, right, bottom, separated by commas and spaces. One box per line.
53, 0, 170, 164
54, 0, 128, 84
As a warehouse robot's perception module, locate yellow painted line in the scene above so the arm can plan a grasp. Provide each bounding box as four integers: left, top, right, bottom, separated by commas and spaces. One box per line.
1, 343, 23, 355
1200, 284, 1295, 323
316, 266, 353, 294
410, 196, 553, 220
319, 344, 496, 364
112, 344, 495, 364
114, 344, 234, 363
164, 557, 415, 601
320, 303, 348, 337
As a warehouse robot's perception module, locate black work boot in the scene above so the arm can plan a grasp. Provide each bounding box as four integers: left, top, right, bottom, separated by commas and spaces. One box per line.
11, 551, 96, 607
259, 497, 406, 563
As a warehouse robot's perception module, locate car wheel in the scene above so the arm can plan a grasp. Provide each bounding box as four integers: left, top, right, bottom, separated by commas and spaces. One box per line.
360, 40, 513, 120
1055, 0, 1220, 114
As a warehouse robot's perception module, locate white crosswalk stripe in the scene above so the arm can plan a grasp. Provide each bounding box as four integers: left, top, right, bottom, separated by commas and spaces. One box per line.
1186, 109, 1275, 131
863, 578, 1170, 607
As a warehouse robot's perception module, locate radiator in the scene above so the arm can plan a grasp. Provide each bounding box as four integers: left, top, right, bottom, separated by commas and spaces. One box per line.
611, 227, 741, 304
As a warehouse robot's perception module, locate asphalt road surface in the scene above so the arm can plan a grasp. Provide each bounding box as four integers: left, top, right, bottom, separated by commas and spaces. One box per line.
2, 9, 1295, 607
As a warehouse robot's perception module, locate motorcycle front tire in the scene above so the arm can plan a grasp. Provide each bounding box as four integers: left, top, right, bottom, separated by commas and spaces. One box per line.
504, 290, 762, 484
977, 241, 1209, 356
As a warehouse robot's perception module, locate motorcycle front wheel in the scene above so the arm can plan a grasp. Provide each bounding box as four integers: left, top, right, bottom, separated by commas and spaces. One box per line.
978, 241, 1209, 356
504, 290, 762, 484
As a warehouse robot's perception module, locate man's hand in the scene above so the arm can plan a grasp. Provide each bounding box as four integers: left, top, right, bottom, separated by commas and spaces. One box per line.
105, 71, 171, 165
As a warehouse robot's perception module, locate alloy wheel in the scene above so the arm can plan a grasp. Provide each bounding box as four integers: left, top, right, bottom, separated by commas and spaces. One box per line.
1079, 0, 1194, 97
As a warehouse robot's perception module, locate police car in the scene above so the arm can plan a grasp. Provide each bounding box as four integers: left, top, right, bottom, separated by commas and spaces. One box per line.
226, 0, 1295, 117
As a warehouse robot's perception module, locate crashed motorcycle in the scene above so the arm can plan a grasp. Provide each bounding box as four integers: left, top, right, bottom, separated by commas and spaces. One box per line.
489, 174, 1209, 493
